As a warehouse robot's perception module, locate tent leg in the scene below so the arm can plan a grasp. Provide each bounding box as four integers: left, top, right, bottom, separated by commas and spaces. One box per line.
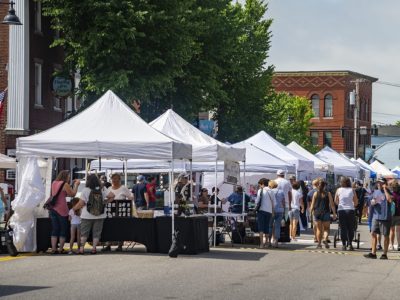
214, 161, 217, 247
85, 158, 88, 181
190, 159, 193, 214
171, 160, 175, 242
124, 158, 128, 186
242, 161, 246, 216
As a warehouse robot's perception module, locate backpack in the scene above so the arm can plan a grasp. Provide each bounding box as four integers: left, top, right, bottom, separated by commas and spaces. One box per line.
87, 188, 105, 216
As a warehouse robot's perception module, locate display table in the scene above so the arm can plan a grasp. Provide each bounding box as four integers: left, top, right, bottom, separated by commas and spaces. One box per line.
155, 216, 209, 254
36, 217, 158, 253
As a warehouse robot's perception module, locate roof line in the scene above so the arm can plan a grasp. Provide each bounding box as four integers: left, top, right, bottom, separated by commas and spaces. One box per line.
273, 70, 378, 82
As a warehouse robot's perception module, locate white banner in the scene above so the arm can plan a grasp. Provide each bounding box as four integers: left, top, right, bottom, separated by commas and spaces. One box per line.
224, 161, 240, 185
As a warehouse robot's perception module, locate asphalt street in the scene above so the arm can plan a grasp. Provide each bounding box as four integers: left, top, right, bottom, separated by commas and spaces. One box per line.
1, 222, 400, 300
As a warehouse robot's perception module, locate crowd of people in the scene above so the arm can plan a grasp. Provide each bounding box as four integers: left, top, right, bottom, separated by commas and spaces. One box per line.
46, 168, 400, 258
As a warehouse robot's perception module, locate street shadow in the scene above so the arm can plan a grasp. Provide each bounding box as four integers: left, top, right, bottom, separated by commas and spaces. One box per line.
0, 285, 50, 297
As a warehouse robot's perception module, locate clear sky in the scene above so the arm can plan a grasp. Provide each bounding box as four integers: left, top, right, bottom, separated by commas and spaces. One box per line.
266, 0, 400, 125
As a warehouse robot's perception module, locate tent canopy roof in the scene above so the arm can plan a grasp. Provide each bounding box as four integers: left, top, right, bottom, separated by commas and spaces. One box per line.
150, 109, 245, 162
0, 153, 16, 169
287, 141, 332, 172
245, 131, 314, 172
370, 160, 397, 178
17, 91, 192, 160
315, 146, 359, 177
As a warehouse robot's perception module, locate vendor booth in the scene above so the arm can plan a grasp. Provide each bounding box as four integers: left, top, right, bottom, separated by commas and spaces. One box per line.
244, 131, 314, 178
315, 146, 360, 181
12, 90, 211, 254
369, 160, 397, 179
0, 153, 16, 169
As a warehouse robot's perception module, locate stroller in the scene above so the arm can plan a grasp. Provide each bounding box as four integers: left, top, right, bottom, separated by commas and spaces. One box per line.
333, 210, 361, 249
0, 213, 18, 256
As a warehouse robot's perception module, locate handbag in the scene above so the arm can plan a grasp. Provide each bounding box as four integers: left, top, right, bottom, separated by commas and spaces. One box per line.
255, 188, 263, 212
43, 182, 66, 210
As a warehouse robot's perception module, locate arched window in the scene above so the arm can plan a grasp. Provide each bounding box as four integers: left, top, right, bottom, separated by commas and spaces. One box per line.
311, 94, 320, 117
324, 94, 333, 117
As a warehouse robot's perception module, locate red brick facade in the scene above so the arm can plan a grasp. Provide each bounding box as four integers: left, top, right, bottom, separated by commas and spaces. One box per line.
0, 1, 66, 184
272, 71, 378, 158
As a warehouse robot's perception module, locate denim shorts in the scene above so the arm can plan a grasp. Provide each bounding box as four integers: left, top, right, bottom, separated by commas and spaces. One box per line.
49, 210, 68, 238
289, 209, 300, 221
313, 212, 331, 222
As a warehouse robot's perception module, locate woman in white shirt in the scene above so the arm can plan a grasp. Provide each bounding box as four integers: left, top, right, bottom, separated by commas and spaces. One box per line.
73, 174, 115, 254
289, 181, 305, 242
255, 178, 275, 248
102, 173, 135, 252
335, 177, 358, 251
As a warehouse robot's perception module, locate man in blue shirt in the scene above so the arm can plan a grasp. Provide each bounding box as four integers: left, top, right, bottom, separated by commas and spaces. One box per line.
227, 186, 250, 214
364, 178, 392, 259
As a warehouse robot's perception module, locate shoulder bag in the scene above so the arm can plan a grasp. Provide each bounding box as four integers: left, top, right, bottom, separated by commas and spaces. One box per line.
43, 182, 66, 210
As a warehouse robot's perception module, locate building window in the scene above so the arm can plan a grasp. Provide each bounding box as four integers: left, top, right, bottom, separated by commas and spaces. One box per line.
324, 94, 333, 117
34, 1, 42, 33
311, 94, 320, 118
54, 97, 61, 111
324, 132, 332, 147
34, 63, 42, 107
311, 131, 319, 146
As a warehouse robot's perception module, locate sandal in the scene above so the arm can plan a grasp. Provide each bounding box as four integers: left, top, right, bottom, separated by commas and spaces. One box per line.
59, 249, 67, 255
91, 249, 97, 255
78, 248, 85, 255
50, 250, 59, 255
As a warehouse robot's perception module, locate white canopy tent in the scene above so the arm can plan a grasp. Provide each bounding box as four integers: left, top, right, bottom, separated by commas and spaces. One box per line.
150, 109, 245, 162
15, 90, 193, 251
0, 153, 16, 169
315, 146, 360, 179
287, 141, 333, 172
245, 131, 314, 174
369, 161, 397, 178
350, 158, 371, 180
17, 91, 192, 160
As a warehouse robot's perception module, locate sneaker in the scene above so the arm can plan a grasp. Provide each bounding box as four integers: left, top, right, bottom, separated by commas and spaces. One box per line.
291, 238, 298, 242
101, 245, 111, 252
316, 244, 322, 249
364, 253, 377, 259
326, 239, 331, 243
389, 245, 394, 251
377, 245, 383, 250
380, 254, 388, 260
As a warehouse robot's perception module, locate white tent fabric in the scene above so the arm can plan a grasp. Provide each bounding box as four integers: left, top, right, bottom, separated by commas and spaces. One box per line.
370, 161, 397, 178
315, 146, 360, 178
244, 131, 314, 172
16, 91, 192, 160
0, 153, 16, 169
287, 141, 333, 172
356, 158, 377, 174
350, 158, 371, 179
150, 109, 245, 162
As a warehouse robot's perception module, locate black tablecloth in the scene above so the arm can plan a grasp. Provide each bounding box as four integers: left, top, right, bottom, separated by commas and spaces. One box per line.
156, 216, 209, 254
36, 217, 157, 253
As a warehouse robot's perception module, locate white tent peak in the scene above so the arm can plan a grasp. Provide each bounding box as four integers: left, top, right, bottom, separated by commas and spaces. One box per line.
315, 146, 360, 178
150, 109, 245, 162
17, 90, 192, 160
245, 131, 314, 172
287, 141, 332, 172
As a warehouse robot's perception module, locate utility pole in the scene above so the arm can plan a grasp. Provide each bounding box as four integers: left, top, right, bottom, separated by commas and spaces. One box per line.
354, 81, 359, 159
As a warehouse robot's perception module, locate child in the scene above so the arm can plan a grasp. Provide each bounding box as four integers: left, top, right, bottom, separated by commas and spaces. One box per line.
69, 198, 81, 254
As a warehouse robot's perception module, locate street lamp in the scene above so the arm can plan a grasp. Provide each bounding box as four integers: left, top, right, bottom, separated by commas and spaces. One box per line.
1, 1, 22, 25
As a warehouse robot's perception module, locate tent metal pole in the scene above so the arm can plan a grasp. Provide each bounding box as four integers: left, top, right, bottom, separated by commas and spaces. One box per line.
242, 161, 246, 216
124, 158, 128, 186
171, 160, 175, 241
214, 161, 217, 247
189, 159, 193, 213
85, 158, 88, 181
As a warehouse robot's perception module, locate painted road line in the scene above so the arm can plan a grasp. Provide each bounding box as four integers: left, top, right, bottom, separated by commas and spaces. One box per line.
0, 253, 34, 262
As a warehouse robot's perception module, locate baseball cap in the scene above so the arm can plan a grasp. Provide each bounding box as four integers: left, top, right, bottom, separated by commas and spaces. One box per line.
137, 175, 145, 181
377, 177, 387, 184
276, 169, 285, 176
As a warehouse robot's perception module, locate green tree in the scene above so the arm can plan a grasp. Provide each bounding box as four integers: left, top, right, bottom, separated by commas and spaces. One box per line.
42, 0, 274, 141
264, 92, 316, 152
395, 120, 400, 127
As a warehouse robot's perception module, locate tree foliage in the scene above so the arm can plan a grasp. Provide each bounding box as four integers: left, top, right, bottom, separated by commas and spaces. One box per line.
42, 0, 274, 141
265, 92, 316, 152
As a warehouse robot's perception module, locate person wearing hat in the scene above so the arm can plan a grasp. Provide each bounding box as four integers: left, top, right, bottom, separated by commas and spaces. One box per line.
274, 170, 292, 219
364, 177, 393, 259
132, 175, 149, 210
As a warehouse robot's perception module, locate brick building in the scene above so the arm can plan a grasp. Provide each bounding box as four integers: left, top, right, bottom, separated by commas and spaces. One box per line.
272, 71, 378, 158
0, 1, 78, 184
